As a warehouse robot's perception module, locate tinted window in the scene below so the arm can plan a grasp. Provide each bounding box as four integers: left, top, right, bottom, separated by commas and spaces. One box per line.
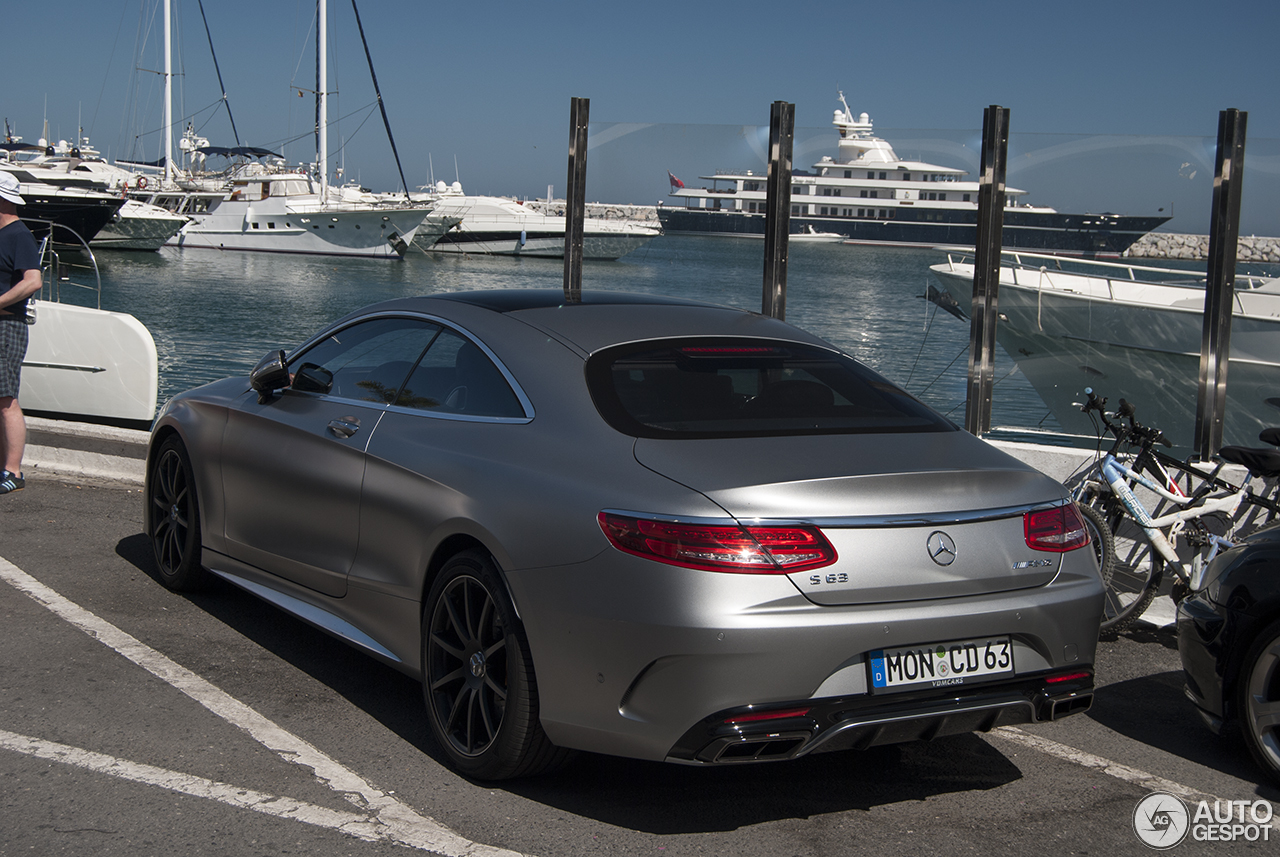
289, 317, 440, 403
396, 329, 524, 418
586, 338, 954, 439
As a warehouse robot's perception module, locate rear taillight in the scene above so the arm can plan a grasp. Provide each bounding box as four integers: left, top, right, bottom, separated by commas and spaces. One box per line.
598, 512, 837, 573
1024, 504, 1090, 552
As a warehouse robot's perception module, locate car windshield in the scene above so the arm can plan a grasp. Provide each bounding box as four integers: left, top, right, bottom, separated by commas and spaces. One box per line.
586, 338, 955, 439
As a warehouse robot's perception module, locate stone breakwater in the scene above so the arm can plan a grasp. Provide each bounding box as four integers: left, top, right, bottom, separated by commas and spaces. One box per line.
1124, 232, 1280, 263
520, 204, 1279, 264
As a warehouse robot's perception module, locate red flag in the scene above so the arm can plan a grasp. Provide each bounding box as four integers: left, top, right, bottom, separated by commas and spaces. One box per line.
667, 171, 685, 189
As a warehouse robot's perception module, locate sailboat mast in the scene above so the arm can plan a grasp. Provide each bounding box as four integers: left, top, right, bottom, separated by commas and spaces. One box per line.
319, 0, 328, 203
164, 0, 173, 184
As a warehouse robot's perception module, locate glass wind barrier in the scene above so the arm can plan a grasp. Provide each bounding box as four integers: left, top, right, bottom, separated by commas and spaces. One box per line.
66, 117, 1277, 457
583, 120, 1280, 455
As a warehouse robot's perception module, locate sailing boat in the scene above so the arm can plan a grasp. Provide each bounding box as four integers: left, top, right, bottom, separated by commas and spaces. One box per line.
166, 0, 441, 258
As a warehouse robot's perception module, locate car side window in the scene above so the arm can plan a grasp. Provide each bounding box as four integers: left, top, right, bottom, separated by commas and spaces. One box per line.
396, 329, 524, 418
289, 317, 441, 404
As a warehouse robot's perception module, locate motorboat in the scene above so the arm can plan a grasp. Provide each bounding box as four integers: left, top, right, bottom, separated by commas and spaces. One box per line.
420, 182, 661, 260
20, 221, 158, 428
791, 224, 846, 242
929, 251, 1280, 447
0, 155, 125, 244
19, 137, 189, 251
171, 168, 434, 258
659, 93, 1169, 255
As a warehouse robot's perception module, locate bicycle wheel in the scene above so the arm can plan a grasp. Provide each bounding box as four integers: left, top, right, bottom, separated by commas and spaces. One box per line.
1085, 494, 1164, 635
1076, 502, 1114, 585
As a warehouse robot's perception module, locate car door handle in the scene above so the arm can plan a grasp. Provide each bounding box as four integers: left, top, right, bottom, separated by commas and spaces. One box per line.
327, 417, 361, 439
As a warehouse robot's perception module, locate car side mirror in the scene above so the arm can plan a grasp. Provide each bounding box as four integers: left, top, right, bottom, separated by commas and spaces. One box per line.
292, 362, 334, 395
250, 349, 291, 403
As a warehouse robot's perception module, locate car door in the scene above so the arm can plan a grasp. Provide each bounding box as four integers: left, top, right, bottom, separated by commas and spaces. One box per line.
352, 326, 534, 593
220, 316, 441, 597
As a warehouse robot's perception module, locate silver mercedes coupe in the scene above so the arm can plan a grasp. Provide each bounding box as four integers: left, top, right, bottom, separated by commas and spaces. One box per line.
145, 289, 1103, 779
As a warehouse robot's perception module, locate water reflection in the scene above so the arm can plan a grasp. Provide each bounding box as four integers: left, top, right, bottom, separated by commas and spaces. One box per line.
88, 238, 1119, 438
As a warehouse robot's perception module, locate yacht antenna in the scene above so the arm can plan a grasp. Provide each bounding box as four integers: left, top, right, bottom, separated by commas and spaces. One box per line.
429, 153, 435, 186
837, 90, 853, 120
318, 0, 328, 203
164, 0, 173, 184
196, 0, 241, 146
350, 0, 411, 201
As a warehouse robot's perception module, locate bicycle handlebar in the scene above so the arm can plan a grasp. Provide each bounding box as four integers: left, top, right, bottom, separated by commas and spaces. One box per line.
1079, 388, 1172, 452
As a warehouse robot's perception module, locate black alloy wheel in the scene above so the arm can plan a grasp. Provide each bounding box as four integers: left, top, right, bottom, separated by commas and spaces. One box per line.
422, 549, 566, 780
1239, 618, 1280, 785
148, 435, 207, 591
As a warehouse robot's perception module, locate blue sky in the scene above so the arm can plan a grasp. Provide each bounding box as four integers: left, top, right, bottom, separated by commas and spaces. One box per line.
6, 0, 1278, 234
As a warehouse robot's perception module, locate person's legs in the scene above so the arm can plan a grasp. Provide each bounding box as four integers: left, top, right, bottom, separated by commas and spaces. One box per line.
0, 319, 28, 487
0, 394, 24, 476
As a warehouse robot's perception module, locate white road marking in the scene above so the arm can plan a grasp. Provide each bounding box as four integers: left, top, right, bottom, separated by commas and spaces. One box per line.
5, 554, 1262, 845
0, 729, 375, 832
0, 557, 526, 856
989, 726, 1280, 828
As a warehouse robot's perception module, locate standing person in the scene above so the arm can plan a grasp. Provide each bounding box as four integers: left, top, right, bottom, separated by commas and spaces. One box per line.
0, 172, 43, 495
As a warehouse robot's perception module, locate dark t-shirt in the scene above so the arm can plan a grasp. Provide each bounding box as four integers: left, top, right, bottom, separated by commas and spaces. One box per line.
0, 219, 41, 321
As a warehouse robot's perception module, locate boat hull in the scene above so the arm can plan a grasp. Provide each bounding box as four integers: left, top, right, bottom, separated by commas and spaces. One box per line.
18, 195, 126, 245
173, 200, 431, 258
657, 208, 1168, 255
993, 323, 1280, 449
90, 200, 189, 252
22, 300, 159, 427
930, 262, 1280, 448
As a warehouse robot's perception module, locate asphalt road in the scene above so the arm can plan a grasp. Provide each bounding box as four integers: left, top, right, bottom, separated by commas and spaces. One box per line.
1, 474, 1275, 856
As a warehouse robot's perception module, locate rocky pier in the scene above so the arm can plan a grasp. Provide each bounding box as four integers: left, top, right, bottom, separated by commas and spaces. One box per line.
1124, 232, 1280, 263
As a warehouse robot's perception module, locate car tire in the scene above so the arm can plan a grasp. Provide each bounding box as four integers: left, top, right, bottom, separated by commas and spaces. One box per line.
422, 549, 568, 780
1087, 494, 1163, 636
1238, 618, 1280, 785
147, 435, 208, 591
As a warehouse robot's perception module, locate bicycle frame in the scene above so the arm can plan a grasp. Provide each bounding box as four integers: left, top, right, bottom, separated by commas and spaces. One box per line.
1096, 453, 1246, 589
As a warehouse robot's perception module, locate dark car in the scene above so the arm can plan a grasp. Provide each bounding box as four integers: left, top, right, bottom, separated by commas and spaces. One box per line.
146, 289, 1103, 780
1178, 523, 1280, 782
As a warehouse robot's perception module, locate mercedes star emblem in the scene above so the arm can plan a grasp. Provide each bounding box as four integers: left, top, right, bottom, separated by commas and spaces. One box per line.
927, 531, 958, 566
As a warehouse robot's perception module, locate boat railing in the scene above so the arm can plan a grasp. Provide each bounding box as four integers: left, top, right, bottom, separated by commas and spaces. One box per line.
23, 218, 103, 310
942, 250, 1272, 295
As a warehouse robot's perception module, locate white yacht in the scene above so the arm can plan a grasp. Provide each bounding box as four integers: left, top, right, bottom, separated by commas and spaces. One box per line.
172, 169, 433, 258
420, 182, 660, 260
8, 135, 188, 251
660, 93, 1169, 255
929, 251, 1280, 446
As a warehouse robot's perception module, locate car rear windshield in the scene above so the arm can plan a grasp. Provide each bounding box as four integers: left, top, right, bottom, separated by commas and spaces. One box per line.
586, 338, 956, 439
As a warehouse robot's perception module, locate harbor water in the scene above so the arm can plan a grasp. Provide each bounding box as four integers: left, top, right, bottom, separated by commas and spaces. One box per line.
70, 236, 1275, 442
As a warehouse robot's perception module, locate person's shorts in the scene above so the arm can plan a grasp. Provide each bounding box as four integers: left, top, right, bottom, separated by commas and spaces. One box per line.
0, 318, 29, 399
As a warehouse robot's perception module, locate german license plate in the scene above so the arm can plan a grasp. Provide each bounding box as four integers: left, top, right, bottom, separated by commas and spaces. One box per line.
869, 636, 1013, 692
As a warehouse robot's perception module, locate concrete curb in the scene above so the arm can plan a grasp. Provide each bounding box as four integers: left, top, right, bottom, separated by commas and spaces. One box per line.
23, 417, 148, 486
17, 416, 1099, 492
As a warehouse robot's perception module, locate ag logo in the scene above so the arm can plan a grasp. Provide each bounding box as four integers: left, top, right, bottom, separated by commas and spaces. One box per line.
1133, 792, 1189, 849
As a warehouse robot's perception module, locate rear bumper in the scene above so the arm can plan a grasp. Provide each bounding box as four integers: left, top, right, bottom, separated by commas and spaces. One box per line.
511, 546, 1103, 762
666, 669, 1094, 764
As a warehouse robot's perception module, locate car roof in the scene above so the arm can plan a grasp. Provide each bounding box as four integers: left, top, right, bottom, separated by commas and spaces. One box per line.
348, 290, 832, 356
